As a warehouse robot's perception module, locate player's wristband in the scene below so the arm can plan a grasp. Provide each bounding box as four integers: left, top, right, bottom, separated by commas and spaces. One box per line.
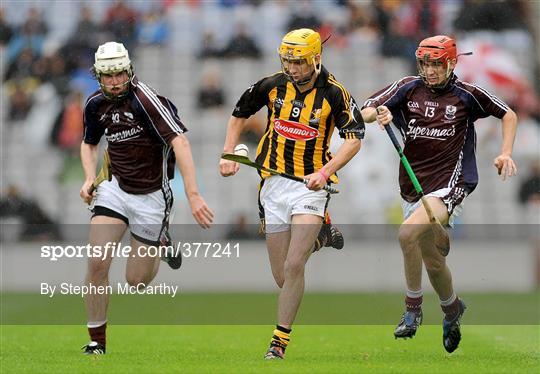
318, 169, 329, 181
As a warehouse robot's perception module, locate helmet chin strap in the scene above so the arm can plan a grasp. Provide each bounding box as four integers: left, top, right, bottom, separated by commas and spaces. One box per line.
100, 76, 131, 100
294, 70, 316, 86
425, 73, 454, 90
101, 77, 131, 90
293, 57, 320, 87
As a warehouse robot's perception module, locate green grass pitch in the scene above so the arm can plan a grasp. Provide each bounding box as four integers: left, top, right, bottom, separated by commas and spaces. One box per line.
2, 325, 538, 373
1, 293, 539, 373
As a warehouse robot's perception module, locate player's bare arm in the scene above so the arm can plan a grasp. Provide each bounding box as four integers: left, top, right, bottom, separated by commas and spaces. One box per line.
79, 141, 99, 204
219, 115, 248, 177
494, 108, 518, 181
305, 138, 361, 191
171, 135, 214, 228
360, 106, 393, 129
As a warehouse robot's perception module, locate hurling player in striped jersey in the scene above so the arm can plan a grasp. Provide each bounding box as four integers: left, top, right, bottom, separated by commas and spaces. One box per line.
220, 29, 364, 359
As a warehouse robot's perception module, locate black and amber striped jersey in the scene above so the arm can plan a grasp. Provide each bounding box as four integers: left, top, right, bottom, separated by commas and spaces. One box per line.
233, 66, 364, 183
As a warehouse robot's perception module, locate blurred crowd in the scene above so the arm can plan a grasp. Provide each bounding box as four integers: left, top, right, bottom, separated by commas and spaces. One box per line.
1, 2, 170, 153
1, 0, 539, 227
3, 1, 539, 124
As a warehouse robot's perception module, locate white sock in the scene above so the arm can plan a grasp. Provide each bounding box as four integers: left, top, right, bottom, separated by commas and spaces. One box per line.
406, 289, 423, 298
87, 320, 107, 328
440, 292, 457, 306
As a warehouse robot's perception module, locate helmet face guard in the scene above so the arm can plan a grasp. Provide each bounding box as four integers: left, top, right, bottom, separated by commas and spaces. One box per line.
278, 29, 322, 87
279, 54, 319, 86
415, 35, 457, 88
93, 42, 133, 100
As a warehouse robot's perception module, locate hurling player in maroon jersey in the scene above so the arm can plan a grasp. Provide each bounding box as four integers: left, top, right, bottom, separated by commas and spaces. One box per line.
361, 35, 517, 353
79, 42, 213, 355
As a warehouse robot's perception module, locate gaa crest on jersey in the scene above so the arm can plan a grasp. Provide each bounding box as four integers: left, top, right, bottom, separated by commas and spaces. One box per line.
407, 101, 420, 109
445, 105, 457, 120
274, 119, 319, 141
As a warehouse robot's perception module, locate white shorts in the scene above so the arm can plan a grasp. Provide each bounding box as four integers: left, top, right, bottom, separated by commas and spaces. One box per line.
401, 187, 466, 228
260, 176, 328, 234
92, 176, 173, 244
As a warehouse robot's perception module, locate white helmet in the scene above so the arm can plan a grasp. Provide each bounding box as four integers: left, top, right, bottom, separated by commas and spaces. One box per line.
93, 42, 133, 99
94, 41, 132, 75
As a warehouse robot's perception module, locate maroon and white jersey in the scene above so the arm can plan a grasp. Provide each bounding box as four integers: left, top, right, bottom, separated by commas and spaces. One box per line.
83, 76, 186, 194
363, 75, 508, 202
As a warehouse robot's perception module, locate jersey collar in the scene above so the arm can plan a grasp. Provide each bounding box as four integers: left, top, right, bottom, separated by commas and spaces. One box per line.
315, 65, 329, 88
130, 75, 139, 88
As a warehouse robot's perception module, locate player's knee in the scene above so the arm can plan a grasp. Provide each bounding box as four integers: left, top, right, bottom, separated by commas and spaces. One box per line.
284, 258, 306, 278
398, 225, 422, 248
87, 260, 110, 281
125, 273, 151, 288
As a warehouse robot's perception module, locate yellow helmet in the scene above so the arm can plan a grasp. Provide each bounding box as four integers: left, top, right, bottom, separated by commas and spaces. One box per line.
278, 28, 322, 85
